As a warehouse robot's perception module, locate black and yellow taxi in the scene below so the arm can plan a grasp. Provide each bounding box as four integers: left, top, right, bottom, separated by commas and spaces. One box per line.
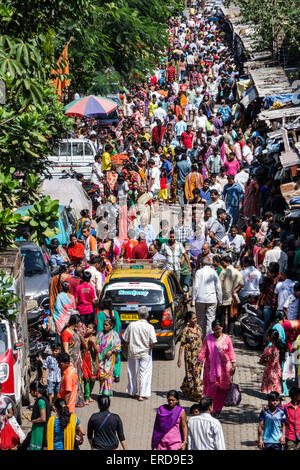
98, 260, 187, 359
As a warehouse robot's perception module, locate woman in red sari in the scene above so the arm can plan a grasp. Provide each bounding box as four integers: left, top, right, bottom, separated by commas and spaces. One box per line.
198, 320, 236, 417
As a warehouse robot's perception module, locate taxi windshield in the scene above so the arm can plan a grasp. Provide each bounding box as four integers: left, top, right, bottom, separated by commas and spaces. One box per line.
103, 285, 166, 305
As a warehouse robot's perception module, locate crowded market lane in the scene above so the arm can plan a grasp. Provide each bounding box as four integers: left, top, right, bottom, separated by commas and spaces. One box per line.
72, 337, 267, 450
2, 0, 300, 453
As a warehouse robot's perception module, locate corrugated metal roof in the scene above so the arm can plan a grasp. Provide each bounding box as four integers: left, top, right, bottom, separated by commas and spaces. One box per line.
250, 68, 292, 97
279, 151, 300, 168
259, 106, 300, 120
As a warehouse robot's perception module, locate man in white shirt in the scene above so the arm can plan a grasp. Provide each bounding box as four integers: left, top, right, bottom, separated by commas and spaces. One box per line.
239, 256, 262, 302
275, 277, 295, 310
188, 397, 226, 450
186, 52, 195, 71
192, 256, 222, 339
148, 159, 161, 212
242, 139, 254, 167
207, 190, 225, 219
194, 108, 208, 133
283, 289, 300, 320
172, 81, 180, 96
153, 103, 167, 124
124, 95, 135, 118
234, 167, 249, 192
263, 239, 288, 274
123, 306, 157, 401
224, 226, 245, 257
85, 257, 104, 298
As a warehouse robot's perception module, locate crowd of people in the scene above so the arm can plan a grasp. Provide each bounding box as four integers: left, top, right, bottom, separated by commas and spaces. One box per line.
1, 0, 300, 452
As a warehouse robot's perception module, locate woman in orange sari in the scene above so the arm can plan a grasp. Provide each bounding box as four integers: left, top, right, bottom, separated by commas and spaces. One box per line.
179, 91, 187, 120
185, 164, 203, 202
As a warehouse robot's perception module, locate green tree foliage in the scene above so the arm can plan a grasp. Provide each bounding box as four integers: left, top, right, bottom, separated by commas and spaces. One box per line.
0, 210, 22, 250
17, 196, 60, 247
225, 0, 300, 62
53, 0, 184, 94
0, 271, 20, 323
0, 0, 184, 250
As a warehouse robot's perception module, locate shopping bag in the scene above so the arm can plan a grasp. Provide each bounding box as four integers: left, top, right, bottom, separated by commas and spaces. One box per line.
283, 352, 295, 381
225, 382, 242, 407
49, 316, 56, 334
230, 296, 239, 318
0, 416, 20, 450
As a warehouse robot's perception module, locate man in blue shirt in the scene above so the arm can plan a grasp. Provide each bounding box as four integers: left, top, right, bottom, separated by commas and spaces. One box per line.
175, 153, 191, 205
49, 245, 64, 269
199, 179, 211, 202
258, 391, 286, 450
174, 115, 187, 141
223, 175, 244, 225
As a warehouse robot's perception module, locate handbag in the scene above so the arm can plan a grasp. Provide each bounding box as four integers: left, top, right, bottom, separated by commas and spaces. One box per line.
283, 352, 295, 381
0, 416, 20, 450
49, 316, 56, 334
75, 428, 84, 446
230, 297, 239, 319
225, 381, 242, 407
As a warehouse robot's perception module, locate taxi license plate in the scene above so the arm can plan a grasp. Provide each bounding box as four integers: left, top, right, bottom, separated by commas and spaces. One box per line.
120, 314, 139, 321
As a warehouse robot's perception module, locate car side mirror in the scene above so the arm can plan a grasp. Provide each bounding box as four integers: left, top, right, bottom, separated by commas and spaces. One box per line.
14, 342, 23, 351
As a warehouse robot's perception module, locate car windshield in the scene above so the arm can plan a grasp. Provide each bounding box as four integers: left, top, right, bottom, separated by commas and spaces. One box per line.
0, 324, 8, 356
23, 250, 46, 275
103, 285, 166, 305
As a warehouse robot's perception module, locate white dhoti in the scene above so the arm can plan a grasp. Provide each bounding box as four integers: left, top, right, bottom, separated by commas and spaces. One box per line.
126, 352, 153, 398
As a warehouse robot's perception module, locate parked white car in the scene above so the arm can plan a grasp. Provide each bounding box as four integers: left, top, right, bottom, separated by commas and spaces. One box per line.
41, 177, 92, 220
48, 138, 97, 178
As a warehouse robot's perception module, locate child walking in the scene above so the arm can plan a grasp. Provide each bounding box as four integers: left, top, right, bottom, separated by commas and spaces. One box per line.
42, 344, 61, 408
159, 167, 168, 208
258, 391, 286, 450
82, 323, 100, 405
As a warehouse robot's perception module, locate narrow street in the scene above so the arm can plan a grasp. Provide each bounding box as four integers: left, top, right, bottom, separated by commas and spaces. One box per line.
71, 336, 266, 450
1, 0, 299, 455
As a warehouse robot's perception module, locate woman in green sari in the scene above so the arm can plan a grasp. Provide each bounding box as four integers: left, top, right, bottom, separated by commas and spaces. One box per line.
28, 382, 51, 450
95, 318, 121, 397
96, 300, 122, 382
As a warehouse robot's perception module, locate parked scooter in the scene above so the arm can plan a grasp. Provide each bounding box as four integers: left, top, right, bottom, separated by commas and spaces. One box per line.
29, 341, 52, 381
239, 302, 264, 349
27, 297, 53, 342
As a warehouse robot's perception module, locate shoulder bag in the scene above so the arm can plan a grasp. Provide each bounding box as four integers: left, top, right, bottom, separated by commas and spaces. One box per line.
0, 416, 20, 450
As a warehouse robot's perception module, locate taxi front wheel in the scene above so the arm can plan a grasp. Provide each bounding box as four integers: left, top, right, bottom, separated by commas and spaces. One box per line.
164, 337, 176, 361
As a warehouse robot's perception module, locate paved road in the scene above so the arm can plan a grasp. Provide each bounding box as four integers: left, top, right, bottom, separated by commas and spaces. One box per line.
74, 334, 269, 451
21, 332, 291, 450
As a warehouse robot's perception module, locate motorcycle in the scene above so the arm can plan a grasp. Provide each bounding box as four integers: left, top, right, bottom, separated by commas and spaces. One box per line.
29, 341, 52, 382
239, 302, 264, 350
27, 298, 54, 342
182, 284, 191, 304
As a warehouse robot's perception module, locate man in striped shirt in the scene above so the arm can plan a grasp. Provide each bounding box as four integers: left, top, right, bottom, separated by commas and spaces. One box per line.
187, 397, 226, 450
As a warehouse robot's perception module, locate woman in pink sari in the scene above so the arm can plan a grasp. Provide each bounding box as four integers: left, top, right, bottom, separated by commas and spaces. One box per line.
198, 320, 236, 417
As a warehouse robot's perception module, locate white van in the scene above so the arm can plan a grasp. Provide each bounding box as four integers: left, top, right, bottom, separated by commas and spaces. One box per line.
48, 138, 97, 178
